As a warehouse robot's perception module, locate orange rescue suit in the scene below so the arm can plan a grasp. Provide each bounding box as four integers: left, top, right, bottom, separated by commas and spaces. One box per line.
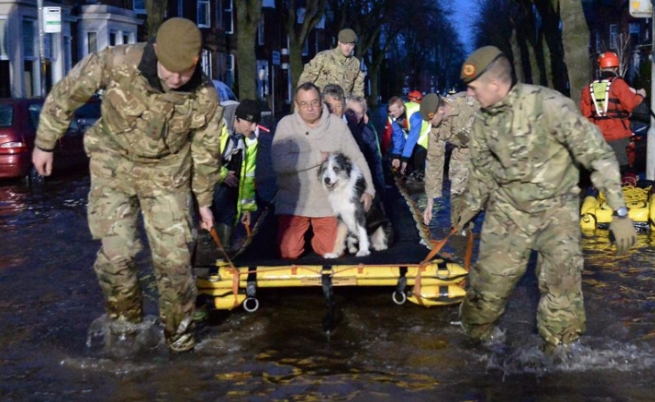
580, 75, 644, 142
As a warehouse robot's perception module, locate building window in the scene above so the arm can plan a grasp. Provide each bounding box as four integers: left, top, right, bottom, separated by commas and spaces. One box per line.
197, 0, 211, 27
23, 20, 36, 59
595, 30, 601, 53
0, 19, 7, 59
303, 35, 309, 56
258, 20, 265, 46
201, 48, 211, 77
609, 24, 618, 49
123, 33, 131, 44
110, 31, 117, 46
226, 53, 234, 86
43, 33, 54, 60
222, 0, 234, 34
133, 0, 146, 14
262, 0, 275, 7
22, 19, 38, 97
64, 35, 72, 73
88, 32, 98, 54
629, 22, 640, 46
177, 0, 184, 17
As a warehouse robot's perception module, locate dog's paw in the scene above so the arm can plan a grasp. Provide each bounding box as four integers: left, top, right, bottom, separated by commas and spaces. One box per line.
355, 249, 370, 257
348, 246, 358, 254
323, 252, 340, 259
372, 244, 388, 251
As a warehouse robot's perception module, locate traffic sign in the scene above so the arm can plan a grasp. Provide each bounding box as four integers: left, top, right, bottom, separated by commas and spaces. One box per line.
630, 0, 652, 18
43, 7, 61, 33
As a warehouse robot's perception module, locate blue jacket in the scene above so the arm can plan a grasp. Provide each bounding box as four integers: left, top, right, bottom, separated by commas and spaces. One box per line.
347, 117, 385, 197
401, 111, 426, 161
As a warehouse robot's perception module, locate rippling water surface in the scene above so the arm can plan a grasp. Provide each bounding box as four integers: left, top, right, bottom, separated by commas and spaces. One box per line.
2, 162, 655, 401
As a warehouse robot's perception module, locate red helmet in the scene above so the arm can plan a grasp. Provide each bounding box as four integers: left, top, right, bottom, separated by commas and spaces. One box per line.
408, 90, 422, 102
598, 52, 619, 69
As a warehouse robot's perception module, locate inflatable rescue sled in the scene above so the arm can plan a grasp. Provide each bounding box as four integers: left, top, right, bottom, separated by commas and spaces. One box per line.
580, 183, 654, 233
193, 176, 469, 313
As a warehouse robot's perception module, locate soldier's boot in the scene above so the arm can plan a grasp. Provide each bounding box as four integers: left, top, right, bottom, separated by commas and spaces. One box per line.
214, 223, 233, 254
167, 315, 195, 355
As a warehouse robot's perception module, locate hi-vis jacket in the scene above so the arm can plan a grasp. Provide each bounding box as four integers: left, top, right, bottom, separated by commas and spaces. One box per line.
219, 120, 258, 224
389, 101, 431, 161
580, 74, 644, 142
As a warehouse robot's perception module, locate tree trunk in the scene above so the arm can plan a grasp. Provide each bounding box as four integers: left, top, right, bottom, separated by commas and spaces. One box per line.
286, 0, 327, 91
560, 0, 591, 105
511, 29, 526, 84
289, 41, 306, 93
145, 0, 167, 41
236, 0, 262, 101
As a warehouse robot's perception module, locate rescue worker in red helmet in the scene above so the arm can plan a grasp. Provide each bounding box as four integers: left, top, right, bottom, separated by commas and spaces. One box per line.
580, 51, 647, 172
408, 90, 423, 103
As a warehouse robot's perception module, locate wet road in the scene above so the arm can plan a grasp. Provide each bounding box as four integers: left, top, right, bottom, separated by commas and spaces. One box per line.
3, 164, 655, 401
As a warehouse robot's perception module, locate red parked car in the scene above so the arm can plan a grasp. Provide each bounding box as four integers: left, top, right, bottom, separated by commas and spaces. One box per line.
0, 97, 101, 180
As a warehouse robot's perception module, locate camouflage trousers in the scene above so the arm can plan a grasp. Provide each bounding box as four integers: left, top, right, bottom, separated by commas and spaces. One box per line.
448, 147, 470, 225
460, 197, 586, 347
87, 153, 197, 352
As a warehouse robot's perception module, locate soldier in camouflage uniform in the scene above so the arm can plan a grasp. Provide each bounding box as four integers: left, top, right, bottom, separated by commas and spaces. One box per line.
297, 29, 365, 97
419, 92, 480, 227
32, 18, 223, 353
454, 46, 636, 351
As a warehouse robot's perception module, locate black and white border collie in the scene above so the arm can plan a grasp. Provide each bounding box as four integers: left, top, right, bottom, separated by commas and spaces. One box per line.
318, 153, 392, 258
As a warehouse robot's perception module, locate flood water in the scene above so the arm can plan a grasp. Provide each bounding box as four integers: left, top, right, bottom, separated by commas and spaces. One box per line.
3, 147, 655, 401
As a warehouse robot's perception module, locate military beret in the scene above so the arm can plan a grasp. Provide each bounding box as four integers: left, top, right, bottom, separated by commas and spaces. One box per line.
338, 29, 357, 44
461, 46, 505, 84
420, 93, 443, 121
235, 99, 261, 124
156, 18, 202, 72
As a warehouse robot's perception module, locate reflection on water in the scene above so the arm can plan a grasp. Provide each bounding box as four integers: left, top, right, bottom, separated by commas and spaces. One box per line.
3, 171, 655, 400
0, 172, 89, 232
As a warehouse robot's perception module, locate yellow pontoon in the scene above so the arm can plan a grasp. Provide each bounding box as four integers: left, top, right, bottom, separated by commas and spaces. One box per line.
580, 184, 654, 233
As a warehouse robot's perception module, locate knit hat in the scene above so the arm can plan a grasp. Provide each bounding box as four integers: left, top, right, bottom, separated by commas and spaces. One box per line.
235, 99, 261, 124
461, 46, 505, 84
419, 93, 443, 121
156, 18, 202, 72
338, 29, 357, 44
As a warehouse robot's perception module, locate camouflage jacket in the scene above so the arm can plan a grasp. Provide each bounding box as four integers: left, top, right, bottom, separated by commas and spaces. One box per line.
35, 43, 223, 207
425, 93, 479, 198
466, 83, 625, 214
298, 48, 365, 97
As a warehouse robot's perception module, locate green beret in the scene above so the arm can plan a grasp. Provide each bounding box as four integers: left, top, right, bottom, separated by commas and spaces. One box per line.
461, 46, 505, 84
156, 18, 202, 72
338, 29, 357, 44
420, 93, 443, 121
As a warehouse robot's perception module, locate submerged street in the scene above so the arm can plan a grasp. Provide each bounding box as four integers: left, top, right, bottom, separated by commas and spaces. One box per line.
2, 167, 655, 401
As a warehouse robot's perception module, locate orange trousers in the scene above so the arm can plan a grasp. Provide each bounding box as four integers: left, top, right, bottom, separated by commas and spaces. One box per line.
277, 215, 338, 259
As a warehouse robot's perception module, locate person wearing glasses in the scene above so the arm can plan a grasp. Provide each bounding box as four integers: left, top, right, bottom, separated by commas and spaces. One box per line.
271, 83, 375, 259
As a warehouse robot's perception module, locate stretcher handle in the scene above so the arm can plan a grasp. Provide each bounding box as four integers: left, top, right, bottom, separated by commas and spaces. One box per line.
209, 226, 240, 308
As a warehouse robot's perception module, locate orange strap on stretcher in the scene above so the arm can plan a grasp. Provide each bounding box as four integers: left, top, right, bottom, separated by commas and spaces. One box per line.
412, 226, 473, 306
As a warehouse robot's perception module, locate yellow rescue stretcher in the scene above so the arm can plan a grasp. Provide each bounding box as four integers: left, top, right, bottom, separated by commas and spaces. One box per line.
194, 174, 471, 319
196, 258, 468, 312
580, 184, 654, 233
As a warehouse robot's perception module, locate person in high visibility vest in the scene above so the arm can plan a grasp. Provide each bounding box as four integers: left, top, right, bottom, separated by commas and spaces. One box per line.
211, 99, 261, 248
387, 93, 431, 181
580, 51, 647, 171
